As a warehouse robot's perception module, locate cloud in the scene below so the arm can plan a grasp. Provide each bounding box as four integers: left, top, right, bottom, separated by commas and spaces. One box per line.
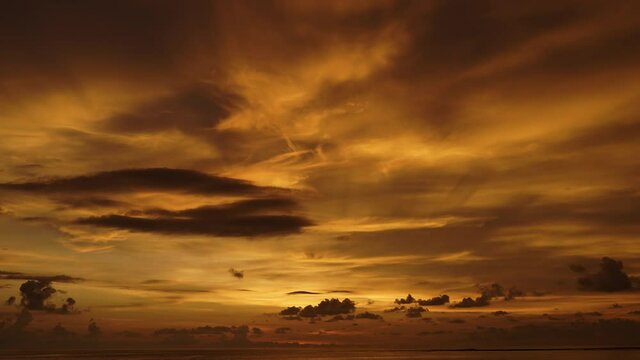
406, 307, 426, 318
229, 268, 244, 279
395, 293, 450, 306
279, 298, 356, 318
18, 280, 57, 311
394, 294, 416, 305
355, 311, 383, 320
418, 295, 450, 306
103, 84, 244, 135
76, 198, 313, 237
0, 271, 82, 283
279, 306, 302, 316
287, 291, 320, 295
14, 280, 79, 314
575, 257, 636, 292
0, 168, 267, 196
451, 296, 491, 308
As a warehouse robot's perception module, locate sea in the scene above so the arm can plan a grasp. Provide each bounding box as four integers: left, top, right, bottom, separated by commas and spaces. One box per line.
0, 349, 638, 360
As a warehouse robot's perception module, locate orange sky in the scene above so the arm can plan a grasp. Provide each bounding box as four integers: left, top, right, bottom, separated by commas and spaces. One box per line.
0, 0, 639, 350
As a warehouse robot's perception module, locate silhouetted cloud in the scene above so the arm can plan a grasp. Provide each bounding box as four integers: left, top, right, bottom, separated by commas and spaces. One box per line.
394, 294, 416, 305
280, 298, 356, 318
19, 280, 57, 311
0, 271, 82, 283
229, 268, 244, 279
575, 257, 636, 292
0, 168, 268, 196
355, 311, 383, 320
279, 306, 302, 316
451, 283, 525, 308
418, 295, 450, 306
406, 307, 426, 318
451, 295, 491, 308
396, 293, 450, 307
76, 198, 313, 237
287, 291, 320, 295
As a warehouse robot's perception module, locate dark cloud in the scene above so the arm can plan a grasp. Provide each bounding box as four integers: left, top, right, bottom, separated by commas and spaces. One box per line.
452, 283, 525, 308
418, 295, 450, 306
279, 306, 302, 316
104, 84, 244, 135
60, 298, 76, 314
450, 285, 501, 309
287, 291, 320, 295
280, 298, 356, 318
395, 294, 450, 306
15, 280, 79, 314
493, 311, 509, 316
18, 280, 57, 311
504, 287, 525, 301
355, 312, 383, 320
406, 307, 426, 318
76, 198, 313, 237
394, 294, 416, 305
5, 296, 16, 306
576, 257, 636, 292
229, 268, 244, 279
0, 168, 267, 196
0, 270, 82, 283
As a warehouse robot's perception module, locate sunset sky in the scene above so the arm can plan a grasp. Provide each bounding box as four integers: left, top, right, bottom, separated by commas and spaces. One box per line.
1, 0, 639, 350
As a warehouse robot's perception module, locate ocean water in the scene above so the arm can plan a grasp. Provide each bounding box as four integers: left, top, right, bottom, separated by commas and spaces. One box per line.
0, 349, 638, 360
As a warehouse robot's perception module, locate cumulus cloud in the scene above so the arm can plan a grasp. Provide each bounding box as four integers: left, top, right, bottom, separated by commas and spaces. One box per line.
418, 295, 450, 306
396, 293, 450, 306
394, 294, 416, 305
575, 257, 636, 292
279, 298, 356, 318
19, 280, 57, 311
355, 311, 383, 320
406, 307, 426, 318
451, 283, 525, 308
15, 280, 79, 314
279, 306, 302, 316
